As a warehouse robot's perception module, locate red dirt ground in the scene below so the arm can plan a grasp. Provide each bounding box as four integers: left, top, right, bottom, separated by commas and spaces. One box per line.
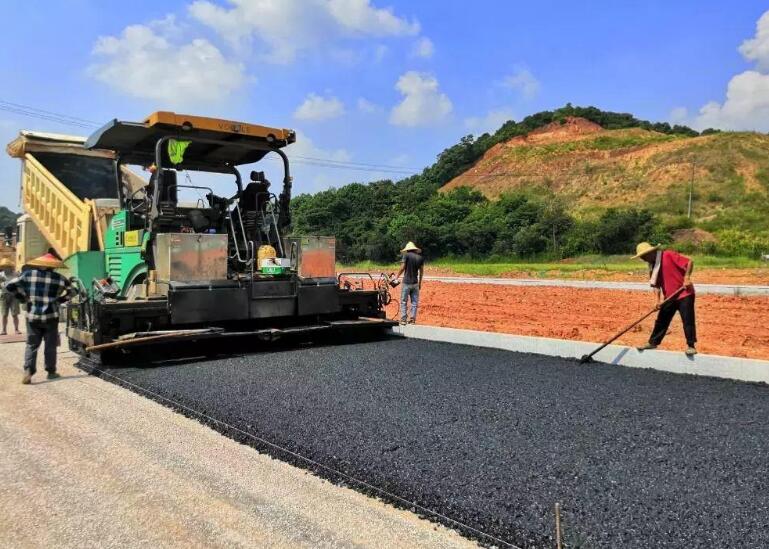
386, 282, 769, 360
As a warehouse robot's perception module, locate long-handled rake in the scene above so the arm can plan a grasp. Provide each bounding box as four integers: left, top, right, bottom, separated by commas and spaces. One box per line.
578, 286, 685, 364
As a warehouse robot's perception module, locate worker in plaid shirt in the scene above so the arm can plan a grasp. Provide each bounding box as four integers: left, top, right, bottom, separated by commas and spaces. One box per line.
4, 252, 75, 384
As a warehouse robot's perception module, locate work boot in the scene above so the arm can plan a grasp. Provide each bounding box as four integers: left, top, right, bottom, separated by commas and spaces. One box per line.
637, 343, 657, 351
685, 347, 697, 357
399, 318, 407, 326
47, 371, 61, 380
21, 372, 32, 385
407, 318, 416, 325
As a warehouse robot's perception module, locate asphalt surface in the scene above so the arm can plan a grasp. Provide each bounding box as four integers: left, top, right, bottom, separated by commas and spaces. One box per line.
96, 338, 769, 548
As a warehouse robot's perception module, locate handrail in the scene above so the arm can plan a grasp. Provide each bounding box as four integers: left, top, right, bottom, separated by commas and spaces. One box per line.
228, 204, 253, 264
250, 191, 284, 257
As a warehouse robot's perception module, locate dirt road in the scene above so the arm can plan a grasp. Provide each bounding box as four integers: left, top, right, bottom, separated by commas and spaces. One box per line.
387, 282, 769, 360
0, 341, 475, 549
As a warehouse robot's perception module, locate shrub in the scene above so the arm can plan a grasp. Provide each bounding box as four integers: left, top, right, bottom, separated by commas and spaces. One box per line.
561, 220, 598, 256
715, 229, 769, 258
510, 224, 549, 256
593, 208, 657, 254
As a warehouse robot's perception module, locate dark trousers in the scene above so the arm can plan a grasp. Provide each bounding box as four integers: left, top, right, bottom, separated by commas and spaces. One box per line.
649, 294, 697, 347
24, 319, 59, 374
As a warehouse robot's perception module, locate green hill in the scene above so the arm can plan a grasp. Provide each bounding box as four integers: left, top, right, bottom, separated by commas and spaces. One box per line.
291, 105, 769, 262
0, 206, 18, 230
444, 119, 769, 235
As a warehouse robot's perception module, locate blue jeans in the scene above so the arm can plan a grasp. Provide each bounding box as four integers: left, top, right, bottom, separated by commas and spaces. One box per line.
400, 283, 420, 321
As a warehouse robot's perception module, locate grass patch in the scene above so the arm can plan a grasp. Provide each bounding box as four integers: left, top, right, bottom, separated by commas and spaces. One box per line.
342, 254, 765, 277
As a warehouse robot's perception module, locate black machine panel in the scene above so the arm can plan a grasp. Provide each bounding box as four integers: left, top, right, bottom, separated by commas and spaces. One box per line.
298, 284, 342, 316
169, 287, 249, 324
249, 279, 296, 319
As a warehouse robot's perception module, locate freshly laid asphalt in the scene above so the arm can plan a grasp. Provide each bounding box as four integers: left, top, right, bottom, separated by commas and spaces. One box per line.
97, 338, 769, 548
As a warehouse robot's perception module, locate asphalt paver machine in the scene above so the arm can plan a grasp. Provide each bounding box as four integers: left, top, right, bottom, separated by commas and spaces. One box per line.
9, 112, 395, 360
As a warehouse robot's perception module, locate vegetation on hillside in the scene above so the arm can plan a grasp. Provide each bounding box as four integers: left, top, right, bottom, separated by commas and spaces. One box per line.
0, 206, 18, 231
291, 105, 767, 263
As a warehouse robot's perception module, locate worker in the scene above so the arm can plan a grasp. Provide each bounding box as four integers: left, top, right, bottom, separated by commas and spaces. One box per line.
632, 242, 697, 356
4, 252, 75, 384
0, 258, 21, 335
395, 242, 424, 325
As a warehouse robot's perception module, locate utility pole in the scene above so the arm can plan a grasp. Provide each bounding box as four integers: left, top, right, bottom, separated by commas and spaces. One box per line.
687, 161, 693, 219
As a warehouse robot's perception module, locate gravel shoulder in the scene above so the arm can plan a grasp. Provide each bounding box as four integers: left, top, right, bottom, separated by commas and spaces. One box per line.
0, 339, 476, 549
100, 338, 769, 548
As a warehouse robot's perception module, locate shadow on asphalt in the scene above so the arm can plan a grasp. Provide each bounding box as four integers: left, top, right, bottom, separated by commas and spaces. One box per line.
75, 330, 399, 371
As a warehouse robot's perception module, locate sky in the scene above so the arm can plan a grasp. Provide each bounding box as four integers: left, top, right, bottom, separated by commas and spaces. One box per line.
1, 1, 768, 210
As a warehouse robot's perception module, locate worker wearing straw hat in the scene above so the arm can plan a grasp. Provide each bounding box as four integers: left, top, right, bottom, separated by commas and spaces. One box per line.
395, 242, 424, 325
0, 258, 21, 336
632, 242, 697, 356
4, 251, 75, 384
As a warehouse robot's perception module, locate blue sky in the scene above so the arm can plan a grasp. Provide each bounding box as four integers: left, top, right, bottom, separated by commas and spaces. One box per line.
1, 1, 768, 210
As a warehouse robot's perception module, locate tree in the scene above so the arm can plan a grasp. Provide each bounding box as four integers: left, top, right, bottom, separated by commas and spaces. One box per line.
0, 207, 19, 232
594, 208, 657, 254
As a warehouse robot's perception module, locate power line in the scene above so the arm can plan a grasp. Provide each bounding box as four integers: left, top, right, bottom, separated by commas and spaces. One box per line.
0, 98, 418, 176
0, 100, 101, 128
283, 157, 415, 175
0, 104, 96, 130
289, 153, 420, 172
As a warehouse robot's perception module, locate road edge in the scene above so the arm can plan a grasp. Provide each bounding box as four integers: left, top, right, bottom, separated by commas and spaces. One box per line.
394, 325, 769, 385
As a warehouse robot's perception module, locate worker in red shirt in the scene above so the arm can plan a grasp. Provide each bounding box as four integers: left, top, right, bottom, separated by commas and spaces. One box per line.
632, 242, 697, 356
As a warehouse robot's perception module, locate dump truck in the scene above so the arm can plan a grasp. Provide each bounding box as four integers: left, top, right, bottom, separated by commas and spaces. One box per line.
6, 113, 395, 361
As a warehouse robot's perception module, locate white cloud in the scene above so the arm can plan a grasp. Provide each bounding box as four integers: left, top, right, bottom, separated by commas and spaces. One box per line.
464, 108, 515, 133
190, 0, 419, 64
669, 106, 689, 124
739, 10, 769, 71
502, 68, 541, 99
88, 17, 245, 107
693, 10, 769, 131
695, 71, 769, 131
327, 0, 419, 35
357, 97, 379, 113
412, 37, 434, 58
389, 71, 453, 127
294, 93, 346, 121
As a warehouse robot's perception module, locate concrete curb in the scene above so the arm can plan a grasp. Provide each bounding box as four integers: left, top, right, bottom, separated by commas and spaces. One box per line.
418, 276, 769, 296
393, 324, 769, 385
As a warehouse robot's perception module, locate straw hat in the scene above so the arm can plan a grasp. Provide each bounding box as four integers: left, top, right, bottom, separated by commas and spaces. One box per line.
0, 258, 13, 269
400, 241, 421, 254
26, 252, 65, 269
631, 242, 660, 260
